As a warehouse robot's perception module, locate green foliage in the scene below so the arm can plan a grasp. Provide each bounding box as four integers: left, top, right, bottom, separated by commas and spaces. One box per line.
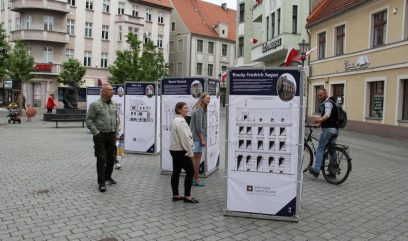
109, 33, 168, 84
57, 58, 86, 89
0, 23, 10, 80
7, 41, 34, 89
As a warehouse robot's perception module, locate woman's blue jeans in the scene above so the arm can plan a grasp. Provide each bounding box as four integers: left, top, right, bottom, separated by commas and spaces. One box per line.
313, 128, 338, 173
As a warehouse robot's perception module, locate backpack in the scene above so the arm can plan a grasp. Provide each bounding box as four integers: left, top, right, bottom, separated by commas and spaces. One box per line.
328, 99, 347, 128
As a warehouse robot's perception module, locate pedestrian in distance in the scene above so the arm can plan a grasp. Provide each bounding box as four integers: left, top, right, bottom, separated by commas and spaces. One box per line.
46, 93, 56, 113
26, 104, 36, 122
308, 88, 339, 179
21, 93, 26, 111
190, 93, 211, 186
86, 84, 119, 192
170, 102, 198, 203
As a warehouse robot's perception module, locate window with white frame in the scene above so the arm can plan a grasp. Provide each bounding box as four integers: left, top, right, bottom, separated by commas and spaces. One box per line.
222, 44, 228, 56
68, 0, 75, 6
221, 65, 227, 72
25, 16, 32, 29
102, 25, 109, 40
239, 3, 244, 22
84, 51, 92, 67
197, 39, 203, 52
158, 11, 164, 24
207, 64, 213, 77
196, 63, 203, 75
168, 63, 174, 75
103, 0, 110, 13
118, 2, 125, 15
1, 0, 5, 10
67, 19, 75, 35
177, 39, 183, 52
373, 10, 387, 47
86, 0, 93, 10
402, 79, 408, 120
266, 16, 269, 40
132, 5, 138, 17
277, 8, 281, 35
238, 37, 244, 57
146, 8, 152, 21
171, 22, 175, 31
144, 32, 151, 44
43, 47, 53, 63
118, 25, 122, 41
157, 34, 163, 48
292, 5, 298, 34
208, 41, 214, 54
8, 20, 11, 34
85, 22, 92, 38
332, 84, 344, 106
368, 81, 384, 119
313, 85, 324, 113
335, 25, 345, 55
15, 17, 20, 30
101, 53, 108, 68
177, 62, 183, 75
43, 16, 54, 31
26, 46, 32, 55
318, 32, 326, 59
271, 12, 275, 38
65, 49, 74, 59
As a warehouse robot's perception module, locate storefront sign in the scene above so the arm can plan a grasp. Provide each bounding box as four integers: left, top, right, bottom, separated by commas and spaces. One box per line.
344, 55, 370, 71
3, 80, 12, 89
262, 38, 282, 53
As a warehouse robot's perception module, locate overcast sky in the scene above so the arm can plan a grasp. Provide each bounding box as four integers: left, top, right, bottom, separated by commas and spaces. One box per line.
203, 0, 237, 10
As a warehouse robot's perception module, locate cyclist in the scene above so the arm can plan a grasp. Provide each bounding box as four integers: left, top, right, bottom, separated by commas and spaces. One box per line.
308, 88, 338, 179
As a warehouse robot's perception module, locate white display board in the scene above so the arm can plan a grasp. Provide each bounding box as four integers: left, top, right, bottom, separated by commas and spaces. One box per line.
224, 68, 304, 222
124, 82, 159, 153
160, 77, 220, 176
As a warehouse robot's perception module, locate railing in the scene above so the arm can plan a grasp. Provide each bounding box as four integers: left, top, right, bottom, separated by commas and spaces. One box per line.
32, 63, 61, 75
115, 14, 144, 25
10, 29, 69, 44
11, 0, 70, 13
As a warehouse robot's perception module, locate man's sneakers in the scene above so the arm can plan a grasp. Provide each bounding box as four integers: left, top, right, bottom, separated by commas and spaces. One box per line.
106, 178, 117, 185
308, 166, 319, 178
99, 185, 106, 192
114, 163, 122, 169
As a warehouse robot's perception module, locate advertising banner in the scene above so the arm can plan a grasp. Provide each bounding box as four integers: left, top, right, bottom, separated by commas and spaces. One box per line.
86, 87, 101, 110
124, 82, 158, 153
224, 68, 304, 221
205, 79, 221, 175
160, 77, 205, 172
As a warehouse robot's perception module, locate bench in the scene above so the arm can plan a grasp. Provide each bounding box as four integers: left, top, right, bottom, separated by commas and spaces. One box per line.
53, 118, 85, 128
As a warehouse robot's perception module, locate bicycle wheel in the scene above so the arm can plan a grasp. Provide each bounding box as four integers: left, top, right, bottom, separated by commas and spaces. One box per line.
302, 142, 313, 173
322, 146, 352, 185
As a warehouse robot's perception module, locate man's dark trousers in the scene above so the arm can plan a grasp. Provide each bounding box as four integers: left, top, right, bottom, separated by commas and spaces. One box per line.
93, 132, 116, 185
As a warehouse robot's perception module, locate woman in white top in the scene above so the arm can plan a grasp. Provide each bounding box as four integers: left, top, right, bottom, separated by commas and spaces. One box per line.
169, 102, 198, 203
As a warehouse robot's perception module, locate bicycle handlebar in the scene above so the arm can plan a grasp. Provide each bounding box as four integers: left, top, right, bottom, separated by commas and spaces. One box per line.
305, 123, 319, 128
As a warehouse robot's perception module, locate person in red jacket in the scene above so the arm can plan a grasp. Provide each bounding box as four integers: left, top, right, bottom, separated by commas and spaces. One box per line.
46, 93, 56, 113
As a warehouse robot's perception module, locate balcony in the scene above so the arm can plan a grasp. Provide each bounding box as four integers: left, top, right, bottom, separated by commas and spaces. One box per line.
10, 29, 69, 44
11, 0, 70, 13
252, 1, 263, 22
31, 63, 61, 76
115, 14, 144, 26
251, 34, 303, 62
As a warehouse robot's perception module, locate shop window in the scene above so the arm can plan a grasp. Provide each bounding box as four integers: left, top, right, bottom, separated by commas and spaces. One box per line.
402, 79, 408, 120
332, 84, 344, 106
368, 81, 384, 119
314, 85, 324, 114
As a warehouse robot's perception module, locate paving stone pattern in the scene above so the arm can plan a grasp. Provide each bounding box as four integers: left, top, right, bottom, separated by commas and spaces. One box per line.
0, 108, 407, 241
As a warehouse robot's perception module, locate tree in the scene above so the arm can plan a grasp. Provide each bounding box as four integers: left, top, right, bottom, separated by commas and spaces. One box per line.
7, 41, 35, 90
109, 33, 168, 84
57, 58, 86, 109
0, 23, 10, 81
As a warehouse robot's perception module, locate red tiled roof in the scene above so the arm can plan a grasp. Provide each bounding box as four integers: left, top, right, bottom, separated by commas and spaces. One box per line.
306, 0, 367, 28
170, 0, 236, 42
140, 0, 172, 10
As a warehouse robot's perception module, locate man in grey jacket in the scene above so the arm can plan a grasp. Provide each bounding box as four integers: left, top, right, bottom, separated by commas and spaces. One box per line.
86, 84, 118, 192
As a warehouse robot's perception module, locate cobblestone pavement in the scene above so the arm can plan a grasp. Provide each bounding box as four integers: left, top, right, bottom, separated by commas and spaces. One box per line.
0, 108, 407, 241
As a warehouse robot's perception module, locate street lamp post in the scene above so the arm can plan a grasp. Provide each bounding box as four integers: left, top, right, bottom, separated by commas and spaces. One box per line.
298, 39, 309, 67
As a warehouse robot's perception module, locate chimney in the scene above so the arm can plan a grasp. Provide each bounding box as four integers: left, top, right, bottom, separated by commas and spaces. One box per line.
221, 3, 227, 10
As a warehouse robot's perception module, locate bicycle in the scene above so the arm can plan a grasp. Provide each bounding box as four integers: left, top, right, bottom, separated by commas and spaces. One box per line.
302, 124, 352, 185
